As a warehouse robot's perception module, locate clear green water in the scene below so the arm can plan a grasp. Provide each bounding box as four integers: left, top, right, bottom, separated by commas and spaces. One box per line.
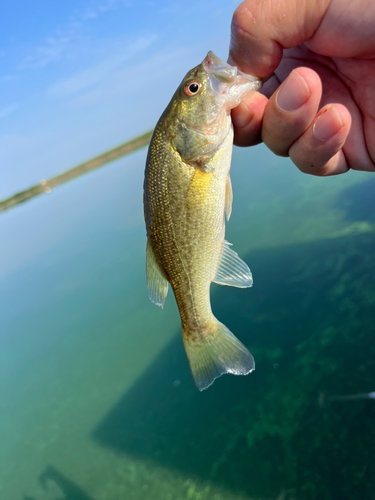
1, 145, 375, 500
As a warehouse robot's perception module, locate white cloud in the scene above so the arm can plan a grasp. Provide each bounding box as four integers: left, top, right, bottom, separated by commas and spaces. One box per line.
20, 34, 81, 68
82, 9, 98, 19
0, 74, 20, 83
0, 104, 17, 120
48, 35, 158, 97
19, 0, 130, 69
97, 0, 129, 13
82, 0, 130, 19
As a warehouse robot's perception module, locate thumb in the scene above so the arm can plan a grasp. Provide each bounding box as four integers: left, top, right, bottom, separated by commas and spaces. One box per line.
229, 0, 330, 78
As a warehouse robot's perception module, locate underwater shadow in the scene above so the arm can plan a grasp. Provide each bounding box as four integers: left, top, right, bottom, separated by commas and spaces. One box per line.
93, 232, 375, 500
25, 465, 96, 500
335, 177, 375, 223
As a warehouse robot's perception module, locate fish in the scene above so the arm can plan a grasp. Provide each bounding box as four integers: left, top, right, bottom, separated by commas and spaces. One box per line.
143, 51, 262, 391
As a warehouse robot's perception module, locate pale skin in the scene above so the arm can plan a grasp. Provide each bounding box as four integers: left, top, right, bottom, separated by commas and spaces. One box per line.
229, 0, 375, 176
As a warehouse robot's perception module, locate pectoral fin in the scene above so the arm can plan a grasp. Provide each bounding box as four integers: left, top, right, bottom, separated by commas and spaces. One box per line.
146, 240, 169, 308
225, 174, 233, 221
213, 240, 253, 288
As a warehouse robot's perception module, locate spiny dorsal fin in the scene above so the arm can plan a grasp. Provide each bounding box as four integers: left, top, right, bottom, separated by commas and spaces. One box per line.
225, 174, 233, 221
146, 240, 169, 308
213, 240, 253, 288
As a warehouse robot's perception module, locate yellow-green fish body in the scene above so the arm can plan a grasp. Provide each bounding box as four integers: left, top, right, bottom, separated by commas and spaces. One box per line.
144, 52, 261, 390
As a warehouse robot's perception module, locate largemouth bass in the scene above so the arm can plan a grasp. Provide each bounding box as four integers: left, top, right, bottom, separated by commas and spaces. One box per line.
144, 51, 261, 391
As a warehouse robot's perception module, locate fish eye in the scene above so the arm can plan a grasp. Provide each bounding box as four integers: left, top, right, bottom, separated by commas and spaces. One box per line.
184, 80, 202, 97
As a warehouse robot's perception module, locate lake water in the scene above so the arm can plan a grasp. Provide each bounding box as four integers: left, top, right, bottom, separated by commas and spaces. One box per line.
1, 144, 375, 500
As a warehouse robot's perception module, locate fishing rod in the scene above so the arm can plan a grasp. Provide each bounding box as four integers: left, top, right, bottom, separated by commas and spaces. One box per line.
319, 391, 375, 406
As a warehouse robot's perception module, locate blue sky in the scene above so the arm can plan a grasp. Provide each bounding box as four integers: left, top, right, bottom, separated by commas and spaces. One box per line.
0, 0, 241, 198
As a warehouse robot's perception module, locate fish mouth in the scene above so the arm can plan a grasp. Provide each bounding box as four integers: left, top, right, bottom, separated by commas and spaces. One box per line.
204, 51, 261, 85
203, 51, 262, 106
204, 51, 239, 82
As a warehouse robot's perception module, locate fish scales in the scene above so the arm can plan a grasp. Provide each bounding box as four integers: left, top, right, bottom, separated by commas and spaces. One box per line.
144, 51, 262, 390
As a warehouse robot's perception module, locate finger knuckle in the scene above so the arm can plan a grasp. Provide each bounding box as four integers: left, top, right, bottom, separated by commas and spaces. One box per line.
231, 2, 259, 42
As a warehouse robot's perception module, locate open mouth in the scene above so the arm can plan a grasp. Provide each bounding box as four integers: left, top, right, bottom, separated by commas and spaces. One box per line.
203, 51, 262, 99
204, 51, 238, 83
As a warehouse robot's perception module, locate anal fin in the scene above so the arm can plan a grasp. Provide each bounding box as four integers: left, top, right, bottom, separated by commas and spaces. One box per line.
146, 240, 169, 308
213, 240, 253, 288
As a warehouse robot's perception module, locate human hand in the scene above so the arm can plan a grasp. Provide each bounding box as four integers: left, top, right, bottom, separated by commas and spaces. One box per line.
229, 0, 375, 175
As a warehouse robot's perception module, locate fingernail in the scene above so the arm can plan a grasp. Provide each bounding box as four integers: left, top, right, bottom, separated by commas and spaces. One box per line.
313, 107, 343, 141
232, 102, 254, 128
276, 70, 310, 112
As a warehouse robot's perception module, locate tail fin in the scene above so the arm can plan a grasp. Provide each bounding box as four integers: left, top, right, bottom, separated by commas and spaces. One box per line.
182, 319, 255, 391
